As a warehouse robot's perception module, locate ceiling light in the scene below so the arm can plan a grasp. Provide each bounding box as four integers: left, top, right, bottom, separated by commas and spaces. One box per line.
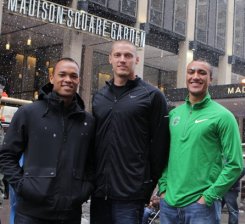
6, 42, 10, 50
27, 38, 32, 46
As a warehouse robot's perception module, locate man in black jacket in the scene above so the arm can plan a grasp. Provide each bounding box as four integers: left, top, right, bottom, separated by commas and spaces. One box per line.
0, 58, 95, 224
91, 40, 170, 224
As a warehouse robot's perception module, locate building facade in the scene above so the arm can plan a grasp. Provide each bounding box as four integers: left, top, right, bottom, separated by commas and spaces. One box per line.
0, 0, 244, 141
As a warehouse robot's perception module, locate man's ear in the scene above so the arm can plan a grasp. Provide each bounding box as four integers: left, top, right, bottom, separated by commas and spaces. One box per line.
49, 73, 54, 84
109, 54, 112, 64
136, 56, 139, 65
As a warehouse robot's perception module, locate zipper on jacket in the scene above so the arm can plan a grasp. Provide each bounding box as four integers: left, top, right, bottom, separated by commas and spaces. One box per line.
183, 108, 192, 137
105, 166, 109, 200
62, 114, 68, 143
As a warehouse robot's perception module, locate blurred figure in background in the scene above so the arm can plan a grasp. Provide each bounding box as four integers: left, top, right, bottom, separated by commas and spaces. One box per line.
142, 195, 160, 224
222, 167, 245, 224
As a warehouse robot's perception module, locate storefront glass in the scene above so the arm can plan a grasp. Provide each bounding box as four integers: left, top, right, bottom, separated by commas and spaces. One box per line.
234, 0, 245, 58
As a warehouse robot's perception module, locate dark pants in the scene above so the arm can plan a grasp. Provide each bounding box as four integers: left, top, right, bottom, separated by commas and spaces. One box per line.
222, 190, 239, 224
90, 197, 145, 224
15, 212, 81, 224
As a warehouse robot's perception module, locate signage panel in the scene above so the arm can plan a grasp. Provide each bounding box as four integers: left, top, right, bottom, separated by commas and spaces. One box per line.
7, 0, 145, 47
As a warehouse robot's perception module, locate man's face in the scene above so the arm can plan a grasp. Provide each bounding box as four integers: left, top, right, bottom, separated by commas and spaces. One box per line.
109, 42, 139, 78
186, 61, 212, 100
50, 60, 80, 99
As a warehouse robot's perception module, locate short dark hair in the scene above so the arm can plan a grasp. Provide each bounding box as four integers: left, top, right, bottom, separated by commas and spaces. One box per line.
53, 57, 79, 73
189, 59, 213, 78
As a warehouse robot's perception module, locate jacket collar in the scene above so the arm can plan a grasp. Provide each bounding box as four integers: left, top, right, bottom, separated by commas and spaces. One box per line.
38, 83, 85, 118
106, 76, 141, 89
185, 93, 211, 110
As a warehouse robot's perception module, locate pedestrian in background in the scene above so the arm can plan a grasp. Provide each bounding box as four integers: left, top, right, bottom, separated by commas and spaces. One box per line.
222, 167, 245, 224
0, 58, 95, 224
0, 172, 4, 224
91, 39, 170, 224
158, 59, 243, 224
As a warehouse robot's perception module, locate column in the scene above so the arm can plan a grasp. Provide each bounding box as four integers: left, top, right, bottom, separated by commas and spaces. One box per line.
218, 0, 234, 84
81, 46, 93, 111
135, 0, 148, 78
0, 0, 3, 34
176, 0, 196, 88
62, 30, 84, 99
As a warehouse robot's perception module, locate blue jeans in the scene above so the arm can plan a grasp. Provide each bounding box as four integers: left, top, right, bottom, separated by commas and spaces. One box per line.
90, 197, 145, 224
142, 207, 154, 224
9, 185, 17, 224
160, 198, 221, 224
14, 212, 81, 224
222, 190, 239, 224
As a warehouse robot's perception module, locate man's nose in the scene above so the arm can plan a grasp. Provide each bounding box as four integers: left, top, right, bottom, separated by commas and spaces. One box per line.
64, 75, 72, 82
119, 55, 126, 61
193, 71, 200, 79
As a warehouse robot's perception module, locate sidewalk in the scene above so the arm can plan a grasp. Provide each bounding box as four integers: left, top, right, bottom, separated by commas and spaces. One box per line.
1, 199, 245, 223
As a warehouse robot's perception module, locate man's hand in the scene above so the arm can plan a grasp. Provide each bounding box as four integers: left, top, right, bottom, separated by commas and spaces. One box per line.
160, 192, 165, 199
197, 196, 206, 204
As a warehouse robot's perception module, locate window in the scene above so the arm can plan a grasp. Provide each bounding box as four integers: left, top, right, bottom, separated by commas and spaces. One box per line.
215, 0, 226, 50
89, 0, 107, 7
149, 0, 164, 27
233, 0, 245, 58
196, 0, 209, 43
120, 0, 137, 17
174, 0, 187, 35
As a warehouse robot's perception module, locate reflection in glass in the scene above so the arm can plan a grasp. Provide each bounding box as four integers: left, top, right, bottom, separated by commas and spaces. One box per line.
90, 0, 107, 6
216, 0, 226, 50
149, 0, 164, 27
233, 0, 245, 58
196, 0, 209, 43
174, 0, 187, 35
98, 73, 111, 89
121, 0, 137, 17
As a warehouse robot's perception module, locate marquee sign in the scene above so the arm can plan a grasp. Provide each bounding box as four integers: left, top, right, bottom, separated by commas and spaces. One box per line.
7, 0, 146, 47
165, 84, 245, 102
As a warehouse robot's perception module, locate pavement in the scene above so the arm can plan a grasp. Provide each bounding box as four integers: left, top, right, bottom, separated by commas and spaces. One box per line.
1, 199, 245, 224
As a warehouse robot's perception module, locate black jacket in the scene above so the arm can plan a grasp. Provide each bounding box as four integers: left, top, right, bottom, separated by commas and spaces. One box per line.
92, 77, 170, 202
0, 83, 95, 220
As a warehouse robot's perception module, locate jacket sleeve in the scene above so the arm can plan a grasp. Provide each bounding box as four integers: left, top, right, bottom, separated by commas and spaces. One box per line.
158, 166, 168, 195
202, 111, 243, 205
0, 107, 26, 193
149, 90, 170, 185
80, 118, 96, 202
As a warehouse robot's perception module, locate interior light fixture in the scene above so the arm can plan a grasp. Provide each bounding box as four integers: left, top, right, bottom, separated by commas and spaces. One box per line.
27, 37, 32, 46
241, 78, 245, 84
5, 42, 10, 50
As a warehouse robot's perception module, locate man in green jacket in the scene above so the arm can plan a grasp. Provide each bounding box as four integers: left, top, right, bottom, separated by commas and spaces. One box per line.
158, 59, 243, 224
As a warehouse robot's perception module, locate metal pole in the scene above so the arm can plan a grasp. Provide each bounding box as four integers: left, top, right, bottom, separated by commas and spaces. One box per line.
0, 97, 32, 105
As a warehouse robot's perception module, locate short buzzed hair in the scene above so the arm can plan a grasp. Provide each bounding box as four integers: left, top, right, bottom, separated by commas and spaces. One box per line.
110, 39, 137, 54
189, 59, 213, 78
53, 57, 79, 73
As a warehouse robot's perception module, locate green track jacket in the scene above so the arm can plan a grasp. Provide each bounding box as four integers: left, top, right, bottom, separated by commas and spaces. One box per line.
158, 94, 243, 207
